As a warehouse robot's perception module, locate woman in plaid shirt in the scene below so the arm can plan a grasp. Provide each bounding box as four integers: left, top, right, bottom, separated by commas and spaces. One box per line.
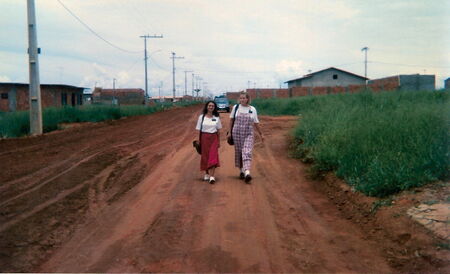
227, 92, 264, 183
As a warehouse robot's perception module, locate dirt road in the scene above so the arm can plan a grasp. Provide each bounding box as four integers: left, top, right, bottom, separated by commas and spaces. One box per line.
0, 105, 446, 272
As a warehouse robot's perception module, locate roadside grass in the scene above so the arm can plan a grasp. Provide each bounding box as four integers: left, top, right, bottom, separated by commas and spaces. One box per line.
0, 101, 200, 138
252, 90, 449, 197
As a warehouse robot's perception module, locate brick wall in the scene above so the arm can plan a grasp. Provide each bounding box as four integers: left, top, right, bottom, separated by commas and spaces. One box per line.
368, 76, 400, 92
92, 88, 145, 105
329, 86, 346, 94
291, 87, 309, 97
0, 93, 8, 111
0, 84, 84, 112
312, 87, 327, 96
224, 79, 402, 102
226, 89, 289, 100
226, 92, 240, 100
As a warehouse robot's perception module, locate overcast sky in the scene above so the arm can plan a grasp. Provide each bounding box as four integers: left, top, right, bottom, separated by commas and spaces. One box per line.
1, 0, 449, 96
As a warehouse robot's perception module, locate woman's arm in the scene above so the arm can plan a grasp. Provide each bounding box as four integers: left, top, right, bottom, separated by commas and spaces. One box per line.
254, 123, 264, 142
228, 118, 234, 135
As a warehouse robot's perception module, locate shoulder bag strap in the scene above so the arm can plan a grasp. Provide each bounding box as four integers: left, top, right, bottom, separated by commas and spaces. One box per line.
199, 114, 205, 144
230, 104, 239, 132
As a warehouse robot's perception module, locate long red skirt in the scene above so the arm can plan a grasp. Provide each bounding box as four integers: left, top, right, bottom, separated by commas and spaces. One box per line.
200, 132, 220, 171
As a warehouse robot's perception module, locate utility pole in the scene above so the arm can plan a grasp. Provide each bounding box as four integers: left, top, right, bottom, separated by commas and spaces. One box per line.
113, 78, 116, 105
196, 76, 202, 100
27, 0, 42, 135
184, 70, 193, 96
140, 34, 163, 104
361, 46, 369, 79
171, 52, 184, 100
191, 73, 195, 97
203, 82, 208, 98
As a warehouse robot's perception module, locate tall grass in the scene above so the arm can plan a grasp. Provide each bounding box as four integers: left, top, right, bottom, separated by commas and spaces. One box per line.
0, 101, 200, 138
253, 90, 449, 197
0, 111, 30, 138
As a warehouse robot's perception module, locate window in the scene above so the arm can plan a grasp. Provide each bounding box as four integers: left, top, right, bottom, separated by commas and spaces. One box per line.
77, 94, 83, 105
333, 74, 338, 79
61, 93, 67, 106
1, 93, 8, 99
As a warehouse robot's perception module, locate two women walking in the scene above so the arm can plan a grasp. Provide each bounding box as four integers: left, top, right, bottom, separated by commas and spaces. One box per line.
195, 92, 263, 184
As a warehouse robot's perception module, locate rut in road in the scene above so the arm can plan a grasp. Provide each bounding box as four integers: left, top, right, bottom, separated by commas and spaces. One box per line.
37, 112, 392, 273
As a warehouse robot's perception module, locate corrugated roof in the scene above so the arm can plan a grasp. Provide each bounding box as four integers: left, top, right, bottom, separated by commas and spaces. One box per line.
285, 67, 368, 83
0, 82, 87, 89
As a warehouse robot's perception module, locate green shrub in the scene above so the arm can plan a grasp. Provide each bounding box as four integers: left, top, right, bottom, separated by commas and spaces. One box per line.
0, 101, 201, 139
0, 111, 30, 138
254, 90, 449, 197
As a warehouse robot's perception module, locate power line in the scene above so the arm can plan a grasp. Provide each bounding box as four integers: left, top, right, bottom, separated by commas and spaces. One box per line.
148, 54, 171, 71
57, 0, 141, 54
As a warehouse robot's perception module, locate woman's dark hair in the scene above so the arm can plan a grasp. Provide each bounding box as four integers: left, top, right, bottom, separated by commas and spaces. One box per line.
202, 100, 220, 116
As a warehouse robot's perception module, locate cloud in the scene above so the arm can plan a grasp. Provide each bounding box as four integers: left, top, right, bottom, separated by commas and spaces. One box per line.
0, 0, 448, 92
0, 75, 12, 82
276, 60, 304, 76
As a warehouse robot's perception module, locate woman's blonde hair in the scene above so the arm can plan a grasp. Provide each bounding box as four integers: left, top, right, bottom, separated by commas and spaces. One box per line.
239, 91, 251, 104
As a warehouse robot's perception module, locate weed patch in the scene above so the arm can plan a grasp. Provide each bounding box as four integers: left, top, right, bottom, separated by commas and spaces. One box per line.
253, 90, 449, 197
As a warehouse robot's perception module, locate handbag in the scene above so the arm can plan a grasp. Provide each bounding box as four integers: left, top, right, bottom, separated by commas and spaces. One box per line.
193, 114, 205, 154
227, 104, 239, 145
193, 140, 201, 154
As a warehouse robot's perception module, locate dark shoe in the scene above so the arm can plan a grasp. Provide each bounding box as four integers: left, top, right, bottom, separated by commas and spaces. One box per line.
244, 174, 252, 184
239, 172, 245, 179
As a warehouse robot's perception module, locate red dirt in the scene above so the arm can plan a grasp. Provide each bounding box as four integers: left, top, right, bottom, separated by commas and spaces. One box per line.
0, 105, 448, 272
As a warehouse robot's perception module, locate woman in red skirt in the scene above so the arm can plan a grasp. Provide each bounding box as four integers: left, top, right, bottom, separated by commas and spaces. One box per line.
195, 101, 222, 184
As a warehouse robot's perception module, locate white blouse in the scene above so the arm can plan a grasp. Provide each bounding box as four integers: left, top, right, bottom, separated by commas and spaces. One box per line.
195, 115, 222, 133
230, 104, 259, 123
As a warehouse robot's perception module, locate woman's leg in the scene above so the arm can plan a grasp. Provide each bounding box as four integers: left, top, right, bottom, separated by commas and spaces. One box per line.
242, 135, 254, 172
208, 166, 216, 184
208, 167, 215, 177
241, 135, 254, 183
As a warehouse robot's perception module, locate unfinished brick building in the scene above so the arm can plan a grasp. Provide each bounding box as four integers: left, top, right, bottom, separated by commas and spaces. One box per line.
0, 82, 85, 112
92, 88, 145, 105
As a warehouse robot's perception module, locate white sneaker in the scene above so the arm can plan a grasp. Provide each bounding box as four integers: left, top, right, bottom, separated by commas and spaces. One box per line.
209, 176, 216, 184
244, 170, 252, 184
203, 174, 210, 181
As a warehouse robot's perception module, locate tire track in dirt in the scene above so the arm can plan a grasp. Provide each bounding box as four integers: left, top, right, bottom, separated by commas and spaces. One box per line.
0, 105, 201, 272
39, 136, 201, 272
0, 152, 102, 207
39, 114, 393, 273
1, 106, 445, 272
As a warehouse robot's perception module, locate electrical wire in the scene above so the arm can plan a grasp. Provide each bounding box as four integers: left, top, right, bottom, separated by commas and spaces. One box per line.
57, 0, 142, 54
